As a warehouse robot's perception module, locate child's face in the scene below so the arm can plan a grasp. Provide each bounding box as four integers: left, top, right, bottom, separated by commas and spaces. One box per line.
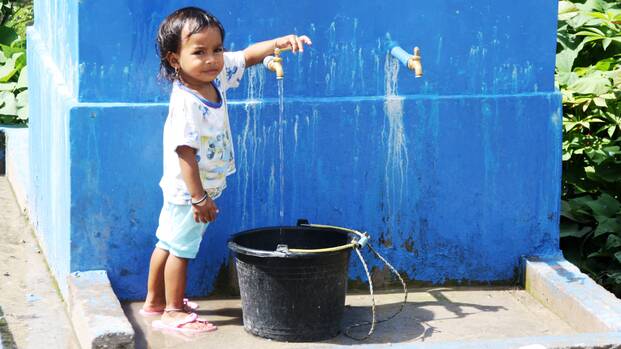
171, 25, 224, 86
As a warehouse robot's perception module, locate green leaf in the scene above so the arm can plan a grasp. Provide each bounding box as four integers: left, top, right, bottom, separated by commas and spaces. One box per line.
589, 250, 609, 258
16, 103, 27, 120
568, 74, 612, 95
0, 81, 15, 91
556, 71, 579, 87
11, 51, 25, 71
615, 251, 621, 264
563, 198, 595, 224
568, 9, 601, 28
559, 1, 579, 19
594, 58, 616, 71
560, 221, 593, 238
0, 44, 24, 58
15, 89, 26, 108
608, 126, 616, 137
606, 271, 621, 285
606, 235, 621, 250
0, 90, 16, 116
15, 65, 26, 90
586, 193, 621, 219
593, 160, 621, 182
589, 12, 609, 21
576, 27, 607, 37
558, 27, 585, 51
557, 50, 578, 73
594, 97, 608, 107
0, 25, 17, 46
594, 217, 621, 237
0, 55, 16, 82
580, 0, 612, 13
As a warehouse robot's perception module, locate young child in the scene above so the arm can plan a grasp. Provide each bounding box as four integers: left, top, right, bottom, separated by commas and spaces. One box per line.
142, 7, 311, 333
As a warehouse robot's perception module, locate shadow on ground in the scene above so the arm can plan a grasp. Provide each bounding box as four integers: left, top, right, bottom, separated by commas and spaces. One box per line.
125, 289, 509, 348
0, 306, 18, 349
329, 294, 506, 345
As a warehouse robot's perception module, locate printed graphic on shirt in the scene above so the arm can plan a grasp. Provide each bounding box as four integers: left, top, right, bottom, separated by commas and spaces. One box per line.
198, 105, 210, 119
199, 133, 234, 161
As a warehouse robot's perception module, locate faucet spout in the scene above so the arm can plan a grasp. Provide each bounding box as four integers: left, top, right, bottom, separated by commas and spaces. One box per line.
388, 43, 423, 78
265, 56, 284, 79
407, 47, 423, 77
263, 47, 292, 80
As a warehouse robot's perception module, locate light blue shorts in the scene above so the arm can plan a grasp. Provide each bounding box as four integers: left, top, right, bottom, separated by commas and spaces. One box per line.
155, 203, 208, 259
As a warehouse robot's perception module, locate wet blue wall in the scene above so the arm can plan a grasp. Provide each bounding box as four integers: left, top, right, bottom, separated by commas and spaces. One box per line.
29, 0, 561, 299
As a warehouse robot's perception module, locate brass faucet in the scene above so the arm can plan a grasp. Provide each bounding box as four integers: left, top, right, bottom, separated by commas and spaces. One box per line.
407, 47, 423, 78
265, 47, 291, 80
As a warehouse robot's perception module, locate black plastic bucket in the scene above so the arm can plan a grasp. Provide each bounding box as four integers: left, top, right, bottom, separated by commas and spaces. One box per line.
228, 221, 351, 342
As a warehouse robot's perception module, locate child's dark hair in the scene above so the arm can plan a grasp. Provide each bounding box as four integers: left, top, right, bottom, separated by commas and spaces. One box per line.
156, 7, 225, 81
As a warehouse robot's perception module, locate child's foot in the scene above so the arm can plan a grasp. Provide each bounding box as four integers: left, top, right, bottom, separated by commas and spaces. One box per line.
141, 298, 199, 317
153, 310, 217, 333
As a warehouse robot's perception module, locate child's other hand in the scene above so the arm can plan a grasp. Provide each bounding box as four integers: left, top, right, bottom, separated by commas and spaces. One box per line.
275, 34, 312, 53
192, 197, 219, 223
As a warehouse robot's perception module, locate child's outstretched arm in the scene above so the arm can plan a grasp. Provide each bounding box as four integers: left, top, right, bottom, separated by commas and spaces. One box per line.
177, 146, 219, 223
243, 34, 312, 67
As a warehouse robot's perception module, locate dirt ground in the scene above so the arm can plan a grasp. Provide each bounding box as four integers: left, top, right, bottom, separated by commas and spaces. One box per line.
0, 177, 79, 349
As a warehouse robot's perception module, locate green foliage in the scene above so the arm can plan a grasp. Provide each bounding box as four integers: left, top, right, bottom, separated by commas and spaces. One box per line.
0, 0, 30, 125
557, 0, 621, 296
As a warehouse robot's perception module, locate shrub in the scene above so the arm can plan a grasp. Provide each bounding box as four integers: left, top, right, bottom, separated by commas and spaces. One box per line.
557, 0, 621, 295
0, 0, 32, 125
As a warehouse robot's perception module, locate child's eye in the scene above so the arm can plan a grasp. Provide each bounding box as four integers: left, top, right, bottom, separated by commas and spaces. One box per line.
193, 50, 204, 55
215, 47, 224, 53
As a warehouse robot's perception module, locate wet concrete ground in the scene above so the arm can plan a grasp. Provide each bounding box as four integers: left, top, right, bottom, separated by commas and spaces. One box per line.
0, 177, 80, 349
124, 287, 578, 348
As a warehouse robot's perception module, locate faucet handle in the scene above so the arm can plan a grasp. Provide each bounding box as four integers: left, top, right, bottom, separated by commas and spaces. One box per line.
413, 47, 421, 58
274, 46, 292, 56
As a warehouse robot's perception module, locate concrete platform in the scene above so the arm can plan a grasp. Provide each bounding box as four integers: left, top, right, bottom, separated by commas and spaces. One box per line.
123, 287, 581, 348
4, 170, 621, 349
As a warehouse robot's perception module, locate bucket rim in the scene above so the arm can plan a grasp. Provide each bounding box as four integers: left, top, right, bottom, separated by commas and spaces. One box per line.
228, 224, 353, 258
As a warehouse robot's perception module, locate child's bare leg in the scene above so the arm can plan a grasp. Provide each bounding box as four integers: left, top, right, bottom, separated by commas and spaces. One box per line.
143, 247, 169, 311
161, 254, 212, 330
164, 254, 188, 310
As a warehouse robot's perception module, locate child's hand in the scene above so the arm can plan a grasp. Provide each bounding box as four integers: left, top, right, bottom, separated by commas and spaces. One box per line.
275, 34, 312, 53
192, 197, 219, 223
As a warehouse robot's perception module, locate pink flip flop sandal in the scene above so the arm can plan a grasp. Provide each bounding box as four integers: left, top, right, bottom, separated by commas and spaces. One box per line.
140, 298, 200, 317
152, 312, 217, 334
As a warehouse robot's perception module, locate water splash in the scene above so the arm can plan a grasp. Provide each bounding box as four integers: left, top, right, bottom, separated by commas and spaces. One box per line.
383, 54, 409, 237
238, 66, 264, 228
277, 79, 285, 223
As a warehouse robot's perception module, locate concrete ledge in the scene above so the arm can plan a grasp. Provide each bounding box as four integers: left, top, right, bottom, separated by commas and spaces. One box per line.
2, 127, 29, 213
68, 270, 134, 349
525, 255, 621, 332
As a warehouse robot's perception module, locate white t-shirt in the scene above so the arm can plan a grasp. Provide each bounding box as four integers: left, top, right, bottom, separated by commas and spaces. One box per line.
159, 51, 246, 205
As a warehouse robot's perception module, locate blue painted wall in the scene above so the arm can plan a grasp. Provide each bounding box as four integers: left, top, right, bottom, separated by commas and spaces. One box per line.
27, 26, 76, 296
78, 1, 557, 102
29, 0, 561, 300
